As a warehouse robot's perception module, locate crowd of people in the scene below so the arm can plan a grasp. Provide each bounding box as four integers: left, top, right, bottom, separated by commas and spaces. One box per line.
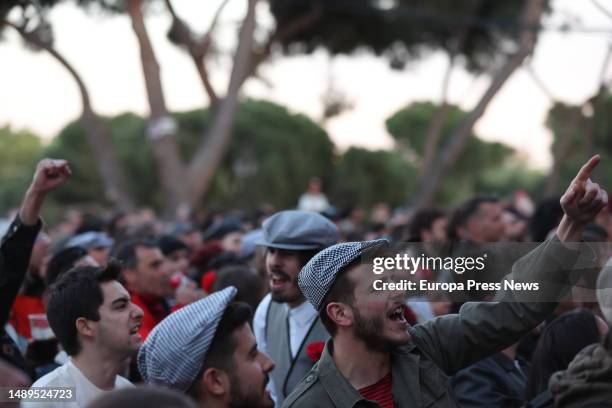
1, 156, 612, 408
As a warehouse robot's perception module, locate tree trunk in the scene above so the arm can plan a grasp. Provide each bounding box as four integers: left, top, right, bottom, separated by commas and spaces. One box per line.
6, 21, 135, 210
185, 0, 258, 208
126, 0, 188, 216
412, 0, 546, 209
420, 54, 455, 175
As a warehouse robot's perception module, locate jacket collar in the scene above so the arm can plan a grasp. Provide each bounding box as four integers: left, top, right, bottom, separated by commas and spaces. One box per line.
316, 339, 421, 407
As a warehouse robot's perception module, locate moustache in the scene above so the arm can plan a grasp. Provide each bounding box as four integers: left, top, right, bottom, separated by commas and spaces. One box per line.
269, 268, 291, 281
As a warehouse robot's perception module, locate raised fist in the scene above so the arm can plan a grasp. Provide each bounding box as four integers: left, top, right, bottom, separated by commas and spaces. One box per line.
29, 159, 71, 195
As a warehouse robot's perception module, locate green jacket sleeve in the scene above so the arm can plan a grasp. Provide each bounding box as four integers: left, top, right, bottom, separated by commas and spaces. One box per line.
408, 236, 595, 376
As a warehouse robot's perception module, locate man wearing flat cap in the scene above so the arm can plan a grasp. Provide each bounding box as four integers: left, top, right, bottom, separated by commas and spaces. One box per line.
283, 156, 608, 408
138, 286, 275, 408
253, 210, 340, 406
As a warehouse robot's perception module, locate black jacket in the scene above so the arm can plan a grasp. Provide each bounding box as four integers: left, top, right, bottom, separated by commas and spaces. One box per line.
0, 216, 42, 372
451, 352, 527, 408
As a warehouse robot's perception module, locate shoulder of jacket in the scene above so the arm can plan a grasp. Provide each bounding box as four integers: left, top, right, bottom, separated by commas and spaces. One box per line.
281, 369, 322, 407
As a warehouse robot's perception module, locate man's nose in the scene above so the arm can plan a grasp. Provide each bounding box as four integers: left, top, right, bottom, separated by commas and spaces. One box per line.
261, 351, 275, 373
132, 303, 144, 319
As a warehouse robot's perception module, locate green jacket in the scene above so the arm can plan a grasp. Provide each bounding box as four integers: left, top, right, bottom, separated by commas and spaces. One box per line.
282, 237, 594, 408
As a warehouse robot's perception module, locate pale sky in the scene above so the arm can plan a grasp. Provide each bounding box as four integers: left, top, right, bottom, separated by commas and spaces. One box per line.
1, 0, 612, 169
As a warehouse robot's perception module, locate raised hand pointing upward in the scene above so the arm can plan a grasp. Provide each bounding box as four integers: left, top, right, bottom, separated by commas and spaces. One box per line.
557, 155, 608, 242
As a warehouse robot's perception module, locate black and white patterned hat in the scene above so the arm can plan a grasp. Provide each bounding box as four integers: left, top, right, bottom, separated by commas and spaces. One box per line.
298, 239, 389, 311
137, 286, 237, 391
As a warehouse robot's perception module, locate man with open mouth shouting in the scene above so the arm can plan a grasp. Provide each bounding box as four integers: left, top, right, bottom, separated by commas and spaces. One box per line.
283, 155, 608, 408
253, 210, 340, 406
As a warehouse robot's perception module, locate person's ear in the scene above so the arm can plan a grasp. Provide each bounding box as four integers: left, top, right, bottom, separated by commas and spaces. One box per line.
457, 225, 471, 240
201, 367, 230, 397
75, 317, 94, 339
326, 302, 353, 328
122, 268, 137, 289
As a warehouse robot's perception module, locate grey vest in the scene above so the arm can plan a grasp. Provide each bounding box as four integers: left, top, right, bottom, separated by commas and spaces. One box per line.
265, 300, 329, 406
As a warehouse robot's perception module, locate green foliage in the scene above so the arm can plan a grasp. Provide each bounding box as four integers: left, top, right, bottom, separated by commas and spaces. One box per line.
331, 147, 417, 209
189, 99, 336, 209
546, 94, 612, 193
45, 113, 157, 206
0, 126, 43, 212
44, 100, 336, 210
385, 101, 533, 204
270, 0, 549, 73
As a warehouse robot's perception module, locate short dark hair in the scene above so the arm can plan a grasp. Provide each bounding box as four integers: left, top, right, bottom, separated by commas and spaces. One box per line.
157, 235, 189, 257
447, 196, 499, 241
298, 249, 319, 268
213, 266, 265, 312
186, 302, 252, 400
529, 197, 563, 242
45, 246, 88, 288
46, 262, 121, 356
88, 386, 197, 408
408, 208, 445, 240
112, 238, 158, 269
524, 309, 600, 400
319, 264, 356, 336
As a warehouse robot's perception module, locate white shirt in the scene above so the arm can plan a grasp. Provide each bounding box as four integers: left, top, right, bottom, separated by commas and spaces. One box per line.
297, 193, 330, 213
22, 359, 133, 408
254, 293, 319, 358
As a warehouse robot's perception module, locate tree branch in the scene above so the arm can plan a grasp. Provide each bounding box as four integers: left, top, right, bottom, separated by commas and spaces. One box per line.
238, 3, 323, 88
412, 0, 546, 209
126, 0, 188, 215
165, 0, 231, 105
186, 0, 258, 207
4, 18, 135, 209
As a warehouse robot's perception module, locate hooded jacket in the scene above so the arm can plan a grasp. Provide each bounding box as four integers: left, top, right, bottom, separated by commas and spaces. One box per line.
549, 335, 612, 408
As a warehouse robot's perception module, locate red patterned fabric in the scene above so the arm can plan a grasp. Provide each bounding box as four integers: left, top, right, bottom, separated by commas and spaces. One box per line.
358, 372, 395, 408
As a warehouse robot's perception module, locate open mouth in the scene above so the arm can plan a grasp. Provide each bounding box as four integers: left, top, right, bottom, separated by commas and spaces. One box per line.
270, 272, 289, 288
129, 323, 141, 336
387, 304, 407, 323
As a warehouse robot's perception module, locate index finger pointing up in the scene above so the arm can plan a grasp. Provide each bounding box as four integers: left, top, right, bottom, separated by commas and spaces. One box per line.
574, 154, 601, 183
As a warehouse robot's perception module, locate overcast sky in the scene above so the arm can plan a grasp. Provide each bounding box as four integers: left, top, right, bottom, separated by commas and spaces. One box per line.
1, 0, 612, 169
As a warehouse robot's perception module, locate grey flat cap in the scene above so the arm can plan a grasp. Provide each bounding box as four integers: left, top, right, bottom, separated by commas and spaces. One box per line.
298, 239, 388, 310
137, 286, 237, 391
256, 210, 340, 250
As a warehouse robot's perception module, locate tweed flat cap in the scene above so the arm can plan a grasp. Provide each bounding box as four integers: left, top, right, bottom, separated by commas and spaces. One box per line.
298, 239, 389, 311
137, 286, 237, 391
256, 210, 340, 250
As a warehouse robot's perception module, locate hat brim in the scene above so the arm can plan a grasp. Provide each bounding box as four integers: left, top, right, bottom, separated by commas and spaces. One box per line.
254, 240, 322, 251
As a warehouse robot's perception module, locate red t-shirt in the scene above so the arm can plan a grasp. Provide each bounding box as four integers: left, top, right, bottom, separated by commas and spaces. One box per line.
9, 295, 45, 339
130, 292, 169, 341
358, 372, 395, 408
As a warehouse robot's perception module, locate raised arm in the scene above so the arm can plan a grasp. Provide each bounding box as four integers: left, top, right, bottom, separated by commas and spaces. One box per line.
409, 155, 607, 375
0, 159, 71, 326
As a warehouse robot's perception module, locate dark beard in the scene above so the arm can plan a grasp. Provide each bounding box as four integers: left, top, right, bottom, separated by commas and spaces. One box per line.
352, 307, 399, 353
228, 373, 273, 408
270, 277, 304, 304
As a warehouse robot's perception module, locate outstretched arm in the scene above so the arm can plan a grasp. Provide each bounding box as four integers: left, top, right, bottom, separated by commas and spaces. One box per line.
410, 155, 606, 375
